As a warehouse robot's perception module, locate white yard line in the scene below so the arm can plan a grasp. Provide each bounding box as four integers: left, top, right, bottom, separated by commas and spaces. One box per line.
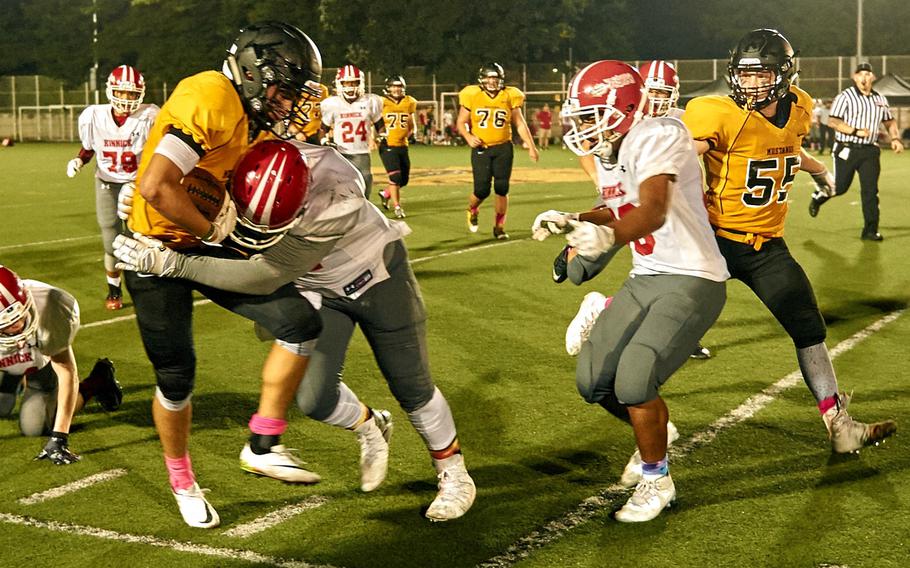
478, 310, 903, 568
18, 468, 128, 505
0, 512, 336, 568
223, 496, 328, 538
0, 235, 97, 251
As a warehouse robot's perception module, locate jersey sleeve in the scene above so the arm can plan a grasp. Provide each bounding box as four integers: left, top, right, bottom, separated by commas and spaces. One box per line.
829, 92, 848, 120
370, 95, 384, 121
30, 284, 80, 357
77, 107, 94, 150
632, 119, 693, 182
407, 97, 417, 114
161, 76, 242, 152
458, 87, 473, 109
506, 87, 526, 109
321, 98, 336, 127
882, 95, 894, 121
681, 97, 723, 147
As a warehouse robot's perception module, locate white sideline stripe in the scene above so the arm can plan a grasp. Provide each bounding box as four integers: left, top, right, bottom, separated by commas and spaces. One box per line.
478, 310, 903, 568
0, 235, 97, 251
80, 299, 212, 329
18, 468, 128, 505
0, 512, 335, 568
223, 496, 328, 538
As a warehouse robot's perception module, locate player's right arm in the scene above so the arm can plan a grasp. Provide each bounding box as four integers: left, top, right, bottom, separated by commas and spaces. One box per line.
140, 154, 214, 240
681, 97, 724, 156
457, 106, 482, 147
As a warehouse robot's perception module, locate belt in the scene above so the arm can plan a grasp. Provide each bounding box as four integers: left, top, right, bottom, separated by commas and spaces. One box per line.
713, 227, 781, 251
836, 141, 876, 148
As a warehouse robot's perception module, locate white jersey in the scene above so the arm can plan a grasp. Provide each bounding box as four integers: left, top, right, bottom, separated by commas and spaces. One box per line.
321, 94, 383, 155
599, 117, 729, 282
290, 142, 410, 298
0, 281, 80, 376
77, 103, 159, 184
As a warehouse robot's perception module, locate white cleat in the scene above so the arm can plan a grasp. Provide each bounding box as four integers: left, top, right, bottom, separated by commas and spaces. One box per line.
566, 292, 608, 356
394, 206, 406, 219
824, 392, 897, 453
355, 409, 393, 492
172, 482, 220, 529
620, 421, 680, 488
239, 443, 321, 484
425, 454, 476, 522
615, 473, 676, 523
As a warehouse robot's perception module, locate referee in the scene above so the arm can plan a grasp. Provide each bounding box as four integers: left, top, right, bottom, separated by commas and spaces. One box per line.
809, 62, 904, 240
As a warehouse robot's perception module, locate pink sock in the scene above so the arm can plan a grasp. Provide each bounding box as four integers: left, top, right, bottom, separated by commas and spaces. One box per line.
495, 213, 506, 226
165, 453, 196, 492
249, 413, 288, 436
470, 206, 479, 215
604, 296, 614, 309
818, 396, 837, 414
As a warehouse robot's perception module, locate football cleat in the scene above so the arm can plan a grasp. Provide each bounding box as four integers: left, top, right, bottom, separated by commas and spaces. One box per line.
620, 421, 680, 488
105, 284, 123, 310
493, 226, 509, 240
690, 343, 711, 359
566, 292, 608, 356
426, 454, 476, 522
380, 191, 390, 210
355, 409, 393, 492
239, 443, 321, 483
467, 210, 479, 233
614, 473, 676, 523
172, 482, 220, 529
394, 206, 406, 219
90, 358, 123, 412
824, 392, 897, 453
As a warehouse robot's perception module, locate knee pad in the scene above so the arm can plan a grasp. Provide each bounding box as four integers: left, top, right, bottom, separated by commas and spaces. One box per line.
493, 177, 510, 197
407, 387, 457, 451
155, 386, 192, 412
268, 304, 322, 344
575, 345, 608, 404
614, 344, 660, 406
399, 168, 410, 188
789, 314, 827, 349
19, 387, 54, 437
472, 184, 492, 201
276, 338, 317, 357
388, 169, 403, 186
0, 392, 17, 417
154, 368, 195, 406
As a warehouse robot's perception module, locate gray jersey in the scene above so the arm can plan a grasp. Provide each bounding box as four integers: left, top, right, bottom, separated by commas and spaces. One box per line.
0, 281, 79, 375
169, 143, 409, 298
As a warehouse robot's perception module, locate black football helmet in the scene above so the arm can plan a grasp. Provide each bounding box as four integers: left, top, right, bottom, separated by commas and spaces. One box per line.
727, 29, 797, 110
383, 75, 407, 99
477, 62, 505, 93
224, 21, 323, 138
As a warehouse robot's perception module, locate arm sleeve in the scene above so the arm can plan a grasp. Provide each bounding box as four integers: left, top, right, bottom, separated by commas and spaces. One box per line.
567, 245, 623, 285
169, 233, 341, 295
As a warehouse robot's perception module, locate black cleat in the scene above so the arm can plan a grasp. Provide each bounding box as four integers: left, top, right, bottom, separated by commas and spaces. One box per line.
90, 358, 123, 411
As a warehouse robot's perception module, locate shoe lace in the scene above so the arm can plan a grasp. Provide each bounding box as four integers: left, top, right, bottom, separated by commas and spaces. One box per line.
629, 478, 661, 506
274, 446, 306, 466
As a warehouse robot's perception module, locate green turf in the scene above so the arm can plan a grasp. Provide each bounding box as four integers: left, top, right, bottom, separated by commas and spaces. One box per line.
0, 143, 907, 567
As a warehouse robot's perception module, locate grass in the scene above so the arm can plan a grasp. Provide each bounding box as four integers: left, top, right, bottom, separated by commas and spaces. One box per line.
0, 142, 907, 567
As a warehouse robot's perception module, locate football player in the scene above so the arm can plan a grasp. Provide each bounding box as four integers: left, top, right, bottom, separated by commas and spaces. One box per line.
293, 82, 330, 144
457, 62, 539, 239
0, 266, 123, 464
114, 139, 476, 522
321, 65, 384, 199
377, 75, 417, 219
65, 65, 159, 310
682, 29, 896, 452
123, 21, 325, 529
531, 60, 729, 522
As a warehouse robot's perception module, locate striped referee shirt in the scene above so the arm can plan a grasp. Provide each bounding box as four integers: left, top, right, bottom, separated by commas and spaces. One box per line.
830, 86, 893, 145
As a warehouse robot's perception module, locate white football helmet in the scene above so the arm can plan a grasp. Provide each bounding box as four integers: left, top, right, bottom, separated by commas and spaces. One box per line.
638, 60, 679, 117
106, 65, 146, 115
0, 266, 39, 350
335, 65, 365, 102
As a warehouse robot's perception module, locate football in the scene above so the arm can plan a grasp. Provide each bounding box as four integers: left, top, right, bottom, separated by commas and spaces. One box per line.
180, 168, 226, 221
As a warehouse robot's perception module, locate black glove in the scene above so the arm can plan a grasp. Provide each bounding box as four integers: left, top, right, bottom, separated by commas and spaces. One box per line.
35, 432, 81, 465
553, 245, 570, 283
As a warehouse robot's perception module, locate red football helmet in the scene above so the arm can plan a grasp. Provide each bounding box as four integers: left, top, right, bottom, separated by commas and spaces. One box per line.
229, 140, 310, 250
561, 60, 647, 159
0, 266, 39, 350
106, 65, 146, 115
639, 60, 679, 117
335, 65, 364, 101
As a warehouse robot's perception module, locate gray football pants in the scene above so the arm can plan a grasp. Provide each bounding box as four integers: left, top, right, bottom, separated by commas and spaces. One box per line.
341, 153, 373, 200
296, 239, 435, 418
0, 364, 58, 437
577, 273, 726, 406
96, 178, 126, 273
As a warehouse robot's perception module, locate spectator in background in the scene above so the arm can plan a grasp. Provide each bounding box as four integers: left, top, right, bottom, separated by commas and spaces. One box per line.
536, 104, 552, 149
66, 65, 159, 311
809, 62, 905, 240
560, 102, 573, 149
443, 109, 456, 144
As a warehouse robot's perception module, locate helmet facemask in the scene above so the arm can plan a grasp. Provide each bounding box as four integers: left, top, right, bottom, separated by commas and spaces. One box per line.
730, 64, 786, 110
106, 66, 145, 115
561, 102, 637, 160
644, 85, 678, 117
0, 291, 38, 350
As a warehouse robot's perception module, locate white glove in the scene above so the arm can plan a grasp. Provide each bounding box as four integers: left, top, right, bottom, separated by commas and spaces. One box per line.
531, 210, 577, 241
566, 220, 615, 259
117, 182, 135, 220
810, 170, 836, 198
201, 198, 238, 245
66, 158, 83, 178
113, 233, 178, 276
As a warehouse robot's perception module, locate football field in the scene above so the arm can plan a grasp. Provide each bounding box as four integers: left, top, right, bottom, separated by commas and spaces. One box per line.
0, 143, 907, 567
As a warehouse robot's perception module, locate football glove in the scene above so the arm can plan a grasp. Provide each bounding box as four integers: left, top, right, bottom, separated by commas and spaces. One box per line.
552, 245, 571, 284
566, 220, 615, 260
201, 197, 238, 245
113, 232, 178, 276
117, 182, 135, 220
66, 157, 83, 178
35, 434, 80, 465
810, 170, 836, 198
531, 210, 578, 241
320, 136, 337, 149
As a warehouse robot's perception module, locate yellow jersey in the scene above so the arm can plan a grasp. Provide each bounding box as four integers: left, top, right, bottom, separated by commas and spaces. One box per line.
458, 85, 525, 146
682, 87, 813, 237
297, 83, 330, 140
129, 71, 251, 249
382, 95, 417, 147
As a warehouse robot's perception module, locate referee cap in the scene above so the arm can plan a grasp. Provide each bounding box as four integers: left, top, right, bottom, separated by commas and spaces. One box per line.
855, 62, 874, 73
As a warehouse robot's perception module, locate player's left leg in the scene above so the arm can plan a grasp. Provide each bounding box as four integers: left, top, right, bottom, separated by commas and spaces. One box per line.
468, 147, 494, 232
95, 179, 124, 309
491, 143, 515, 239
856, 147, 883, 240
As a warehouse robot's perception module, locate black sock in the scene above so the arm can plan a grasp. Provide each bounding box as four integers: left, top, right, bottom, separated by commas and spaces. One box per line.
249, 433, 280, 455
107, 283, 122, 297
